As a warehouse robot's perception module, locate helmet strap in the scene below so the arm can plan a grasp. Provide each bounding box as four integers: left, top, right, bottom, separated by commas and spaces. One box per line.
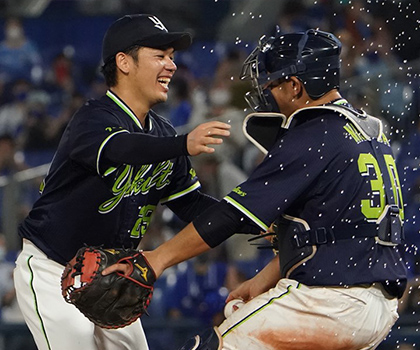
263, 88, 281, 113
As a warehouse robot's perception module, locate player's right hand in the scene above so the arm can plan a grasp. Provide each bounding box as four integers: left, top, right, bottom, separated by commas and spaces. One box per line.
226, 278, 260, 303
102, 250, 164, 279
186, 121, 231, 156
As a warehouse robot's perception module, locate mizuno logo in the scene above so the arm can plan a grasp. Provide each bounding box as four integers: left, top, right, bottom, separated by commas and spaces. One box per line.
136, 264, 149, 282
148, 16, 168, 32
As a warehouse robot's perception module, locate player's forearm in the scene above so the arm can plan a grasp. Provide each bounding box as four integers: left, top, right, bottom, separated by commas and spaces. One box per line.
104, 133, 188, 165
253, 255, 280, 290
144, 222, 211, 277
227, 255, 280, 302
166, 190, 218, 223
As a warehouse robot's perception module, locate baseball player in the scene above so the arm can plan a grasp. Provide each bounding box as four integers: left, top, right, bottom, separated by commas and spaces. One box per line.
109, 29, 407, 349
13, 14, 235, 350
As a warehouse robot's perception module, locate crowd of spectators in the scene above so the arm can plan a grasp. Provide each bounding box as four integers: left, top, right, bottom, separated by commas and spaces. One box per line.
0, 1, 419, 349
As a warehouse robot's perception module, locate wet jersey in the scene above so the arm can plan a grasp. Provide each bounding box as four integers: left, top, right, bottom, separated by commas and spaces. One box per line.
224, 101, 407, 295
19, 90, 200, 265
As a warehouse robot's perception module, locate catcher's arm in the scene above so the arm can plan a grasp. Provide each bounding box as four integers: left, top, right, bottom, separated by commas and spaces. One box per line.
104, 201, 253, 277
225, 255, 280, 303
103, 222, 211, 278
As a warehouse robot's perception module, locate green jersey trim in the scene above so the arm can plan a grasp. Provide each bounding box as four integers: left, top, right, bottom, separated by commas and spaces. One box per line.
224, 196, 268, 231
96, 129, 128, 176
106, 90, 143, 130
106, 90, 153, 131
160, 181, 201, 203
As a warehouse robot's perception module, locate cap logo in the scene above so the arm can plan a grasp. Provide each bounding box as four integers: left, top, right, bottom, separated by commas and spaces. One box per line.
148, 16, 168, 32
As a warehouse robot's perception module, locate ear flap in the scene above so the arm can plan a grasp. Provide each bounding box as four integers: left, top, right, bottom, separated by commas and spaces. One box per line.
242, 112, 287, 154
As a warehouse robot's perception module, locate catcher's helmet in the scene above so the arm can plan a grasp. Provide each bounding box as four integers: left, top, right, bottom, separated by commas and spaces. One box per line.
240, 29, 342, 112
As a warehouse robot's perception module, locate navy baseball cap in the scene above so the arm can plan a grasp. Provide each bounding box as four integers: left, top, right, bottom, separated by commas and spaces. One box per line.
102, 14, 192, 64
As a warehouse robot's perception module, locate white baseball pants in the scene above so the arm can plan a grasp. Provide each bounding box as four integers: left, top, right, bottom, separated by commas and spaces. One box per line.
219, 278, 399, 350
14, 239, 149, 350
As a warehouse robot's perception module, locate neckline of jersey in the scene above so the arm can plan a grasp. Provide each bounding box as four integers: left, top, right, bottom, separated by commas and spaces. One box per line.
105, 90, 153, 132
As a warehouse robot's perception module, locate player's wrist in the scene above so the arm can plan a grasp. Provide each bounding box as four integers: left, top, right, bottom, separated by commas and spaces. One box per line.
142, 251, 165, 278
182, 133, 191, 156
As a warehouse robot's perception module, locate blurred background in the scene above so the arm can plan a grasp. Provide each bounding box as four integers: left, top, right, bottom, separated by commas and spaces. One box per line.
0, 0, 419, 349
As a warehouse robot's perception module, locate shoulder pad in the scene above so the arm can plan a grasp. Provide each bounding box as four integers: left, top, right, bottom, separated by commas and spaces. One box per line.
291, 105, 383, 140
242, 112, 287, 155
242, 106, 383, 155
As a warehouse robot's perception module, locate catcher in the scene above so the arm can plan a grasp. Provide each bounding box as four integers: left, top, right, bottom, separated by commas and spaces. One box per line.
106, 29, 407, 350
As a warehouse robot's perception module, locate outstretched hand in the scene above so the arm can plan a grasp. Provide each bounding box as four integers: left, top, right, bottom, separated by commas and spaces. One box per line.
187, 121, 231, 156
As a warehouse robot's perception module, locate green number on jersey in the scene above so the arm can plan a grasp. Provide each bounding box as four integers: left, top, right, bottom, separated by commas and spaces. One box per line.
358, 153, 404, 221
130, 204, 156, 238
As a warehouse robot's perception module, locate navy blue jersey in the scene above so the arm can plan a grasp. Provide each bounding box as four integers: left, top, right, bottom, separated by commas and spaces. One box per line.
19, 91, 200, 265
224, 103, 406, 292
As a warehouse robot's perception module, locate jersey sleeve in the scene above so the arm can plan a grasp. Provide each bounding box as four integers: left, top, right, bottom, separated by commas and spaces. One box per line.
68, 107, 129, 175
159, 155, 201, 203
224, 118, 334, 230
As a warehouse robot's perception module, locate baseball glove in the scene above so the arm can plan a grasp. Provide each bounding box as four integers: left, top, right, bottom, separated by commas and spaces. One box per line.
61, 246, 156, 329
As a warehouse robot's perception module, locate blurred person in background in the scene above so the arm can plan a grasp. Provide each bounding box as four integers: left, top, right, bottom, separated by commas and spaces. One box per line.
47, 91, 85, 144
18, 89, 58, 167
165, 251, 230, 325
0, 79, 32, 139
42, 49, 85, 116
191, 152, 262, 280
0, 133, 27, 176
192, 152, 247, 201
0, 17, 42, 86
189, 49, 251, 168
168, 75, 193, 130
17, 88, 80, 168
0, 134, 31, 235
85, 74, 108, 100
204, 80, 251, 168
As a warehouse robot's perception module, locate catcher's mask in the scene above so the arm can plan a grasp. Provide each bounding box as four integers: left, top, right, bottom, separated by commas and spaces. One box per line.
240, 28, 342, 112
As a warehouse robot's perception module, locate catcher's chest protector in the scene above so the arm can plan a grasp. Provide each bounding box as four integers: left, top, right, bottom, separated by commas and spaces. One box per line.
256, 105, 404, 280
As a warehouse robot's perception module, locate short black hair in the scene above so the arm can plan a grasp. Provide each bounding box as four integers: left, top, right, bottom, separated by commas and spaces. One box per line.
101, 45, 141, 87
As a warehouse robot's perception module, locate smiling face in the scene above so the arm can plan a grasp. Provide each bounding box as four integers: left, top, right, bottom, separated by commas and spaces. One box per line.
121, 46, 177, 110
135, 47, 177, 107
